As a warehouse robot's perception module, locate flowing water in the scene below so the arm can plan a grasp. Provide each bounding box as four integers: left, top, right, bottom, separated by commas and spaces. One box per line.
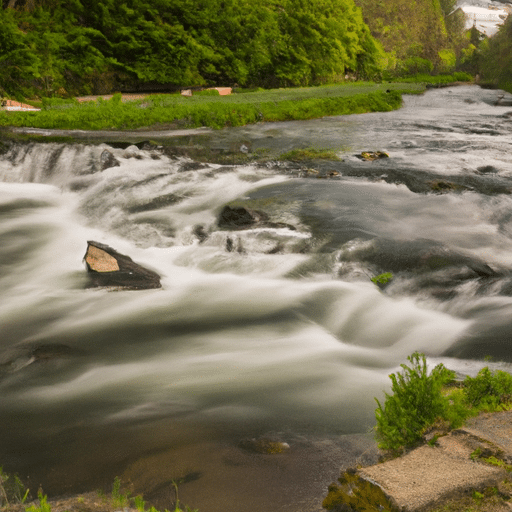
1, 85, 512, 511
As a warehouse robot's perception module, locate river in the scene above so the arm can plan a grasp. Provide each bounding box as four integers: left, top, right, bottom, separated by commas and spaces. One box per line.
1, 84, 512, 511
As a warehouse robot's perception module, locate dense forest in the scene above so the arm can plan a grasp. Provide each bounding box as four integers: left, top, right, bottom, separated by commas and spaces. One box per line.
0, 0, 382, 97
0, 0, 511, 98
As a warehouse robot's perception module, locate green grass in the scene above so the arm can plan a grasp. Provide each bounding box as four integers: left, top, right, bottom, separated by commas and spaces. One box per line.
392, 72, 473, 85
0, 474, 198, 512
0, 82, 425, 131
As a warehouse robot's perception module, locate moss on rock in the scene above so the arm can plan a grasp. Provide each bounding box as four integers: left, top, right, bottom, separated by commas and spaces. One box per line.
322, 469, 398, 511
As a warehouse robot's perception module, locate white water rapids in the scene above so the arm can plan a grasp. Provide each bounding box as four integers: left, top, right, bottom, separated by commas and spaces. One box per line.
1, 85, 512, 511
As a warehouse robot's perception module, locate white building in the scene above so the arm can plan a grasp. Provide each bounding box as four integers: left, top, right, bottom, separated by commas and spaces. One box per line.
460, 5, 509, 36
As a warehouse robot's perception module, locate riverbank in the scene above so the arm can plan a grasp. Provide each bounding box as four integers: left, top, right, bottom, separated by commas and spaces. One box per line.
324, 411, 512, 512
0, 82, 426, 132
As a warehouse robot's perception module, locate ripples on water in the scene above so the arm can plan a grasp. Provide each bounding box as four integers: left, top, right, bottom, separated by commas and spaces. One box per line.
1, 85, 512, 511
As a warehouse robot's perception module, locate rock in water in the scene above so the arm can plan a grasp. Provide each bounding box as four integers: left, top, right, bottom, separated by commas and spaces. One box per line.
100, 149, 120, 170
218, 205, 268, 229
83, 241, 161, 290
359, 151, 389, 161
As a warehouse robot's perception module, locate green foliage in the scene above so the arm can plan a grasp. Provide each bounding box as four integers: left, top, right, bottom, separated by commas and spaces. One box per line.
1, 0, 385, 95
278, 148, 341, 161
402, 57, 434, 75
371, 272, 393, 286
0, 467, 30, 506
26, 492, 51, 512
437, 49, 456, 73
0, 83, 414, 131
111, 476, 131, 509
193, 89, 220, 96
479, 17, 512, 93
463, 367, 512, 411
393, 72, 472, 84
354, 0, 471, 79
473, 490, 484, 500
375, 353, 512, 455
134, 494, 146, 511
375, 352, 456, 453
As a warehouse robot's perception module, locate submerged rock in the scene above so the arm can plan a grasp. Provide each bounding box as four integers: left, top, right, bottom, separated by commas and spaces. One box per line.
239, 437, 290, 454
218, 205, 297, 231
218, 205, 268, 229
358, 151, 389, 161
83, 241, 161, 290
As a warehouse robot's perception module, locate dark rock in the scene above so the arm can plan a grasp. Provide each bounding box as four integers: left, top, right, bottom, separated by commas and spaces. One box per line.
193, 225, 209, 243
127, 193, 187, 213
179, 161, 209, 172
428, 179, 459, 193
225, 236, 243, 253
218, 205, 268, 230
477, 165, 500, 174
100, 149, 120, 171
339, 238, 498, 278
83, 241, 161, 290
0, 343, 81, 374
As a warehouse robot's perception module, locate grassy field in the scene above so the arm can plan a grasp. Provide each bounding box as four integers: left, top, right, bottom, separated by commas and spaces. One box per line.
0, 82, 429, 131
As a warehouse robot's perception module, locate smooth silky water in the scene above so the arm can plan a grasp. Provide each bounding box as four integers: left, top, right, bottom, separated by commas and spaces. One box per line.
1, 85, 512, 511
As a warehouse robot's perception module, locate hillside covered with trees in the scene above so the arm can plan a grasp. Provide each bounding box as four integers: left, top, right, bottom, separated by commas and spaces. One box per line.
1, 0, 383, 97
1, 0, 510, 99
354, 0, 467, 76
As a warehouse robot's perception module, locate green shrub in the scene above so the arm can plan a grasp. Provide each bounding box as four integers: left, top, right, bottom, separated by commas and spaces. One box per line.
371, 272, 393, 286
375, 352, 456, 453
453, 71, 473, 82
437, 49, 456, 74
194, 89, 220, 96
0, 467, 30, 506
26, 492, 51, 512
464, 367, 512, 410
402, 57, 434, 75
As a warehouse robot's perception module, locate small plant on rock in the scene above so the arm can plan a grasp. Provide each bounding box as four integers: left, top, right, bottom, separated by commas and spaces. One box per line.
375, 352, 456, 453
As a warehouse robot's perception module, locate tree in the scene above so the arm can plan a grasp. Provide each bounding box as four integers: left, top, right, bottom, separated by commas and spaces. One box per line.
480, 16, 512, 92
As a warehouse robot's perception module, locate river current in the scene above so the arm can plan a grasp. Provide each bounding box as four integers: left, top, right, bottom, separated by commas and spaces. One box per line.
1, 85, 512, 511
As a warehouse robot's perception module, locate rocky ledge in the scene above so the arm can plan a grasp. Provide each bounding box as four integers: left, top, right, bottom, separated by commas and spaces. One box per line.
324, 410, 512, 511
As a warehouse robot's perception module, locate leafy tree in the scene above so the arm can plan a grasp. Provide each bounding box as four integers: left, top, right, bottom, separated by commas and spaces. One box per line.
479, 16, 512, 92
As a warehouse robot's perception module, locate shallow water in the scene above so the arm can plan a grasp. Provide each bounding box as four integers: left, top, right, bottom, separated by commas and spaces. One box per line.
1, 85, 512, 511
